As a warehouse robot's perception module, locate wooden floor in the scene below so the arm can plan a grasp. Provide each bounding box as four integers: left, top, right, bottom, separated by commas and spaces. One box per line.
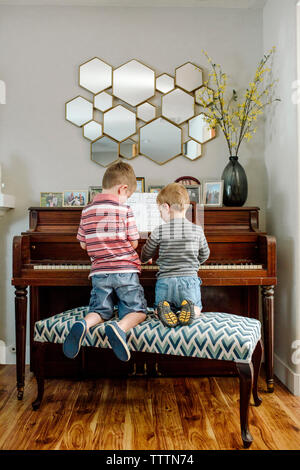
0, 365, 300, 450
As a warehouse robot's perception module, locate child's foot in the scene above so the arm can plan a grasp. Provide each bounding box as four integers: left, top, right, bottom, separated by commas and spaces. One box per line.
105, 321, 131, 362
157, 301, 178, 328
63, 319, 87, 359
178, 300, 195, 326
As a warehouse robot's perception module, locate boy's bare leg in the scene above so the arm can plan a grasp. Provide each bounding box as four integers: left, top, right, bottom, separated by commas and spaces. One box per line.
194, 306, 202, 318
85, 312, 105, 330
118, 311, 147, 332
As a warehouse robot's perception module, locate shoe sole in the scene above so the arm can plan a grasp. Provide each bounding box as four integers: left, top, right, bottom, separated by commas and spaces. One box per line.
178, 300, 195, 325
63, 322, 87, 359
157, 301, 178, 328
105, 323, 130, 362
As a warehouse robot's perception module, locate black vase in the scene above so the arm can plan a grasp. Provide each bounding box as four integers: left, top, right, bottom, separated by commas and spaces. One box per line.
221, 156, 248, 207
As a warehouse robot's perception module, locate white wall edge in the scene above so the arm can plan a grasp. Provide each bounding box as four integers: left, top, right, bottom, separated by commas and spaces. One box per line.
274, 353, 300, 396
4, 345, 30, 365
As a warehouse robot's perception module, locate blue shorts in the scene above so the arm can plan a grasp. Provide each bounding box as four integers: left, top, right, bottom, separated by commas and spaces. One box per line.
89, 273, 147, 320
154, 276, 202, 312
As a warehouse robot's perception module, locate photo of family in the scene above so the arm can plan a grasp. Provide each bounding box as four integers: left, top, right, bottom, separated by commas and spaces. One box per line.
203, 181, 223, 207
40, 192, 63, 207
63, 191, 88, 207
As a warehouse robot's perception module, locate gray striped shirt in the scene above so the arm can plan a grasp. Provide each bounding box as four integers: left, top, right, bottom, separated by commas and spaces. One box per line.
141, 217, 210, 278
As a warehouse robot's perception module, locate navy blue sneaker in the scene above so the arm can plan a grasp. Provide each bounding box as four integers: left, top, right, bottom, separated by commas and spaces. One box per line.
63, 320, 87, 359
105, 321, 130, 362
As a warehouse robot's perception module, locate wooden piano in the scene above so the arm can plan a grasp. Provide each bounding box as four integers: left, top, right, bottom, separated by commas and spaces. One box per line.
12, 205, 276, 399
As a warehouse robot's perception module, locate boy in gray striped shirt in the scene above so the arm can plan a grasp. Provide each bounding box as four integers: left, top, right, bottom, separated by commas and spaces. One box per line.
141, 183, 210, 327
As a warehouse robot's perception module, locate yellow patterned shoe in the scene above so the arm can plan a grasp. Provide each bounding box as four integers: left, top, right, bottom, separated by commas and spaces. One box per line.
157, 301, 178, 328
178, 300, 195, 326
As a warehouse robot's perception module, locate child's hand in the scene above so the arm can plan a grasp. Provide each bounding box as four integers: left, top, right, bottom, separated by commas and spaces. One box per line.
142, 258, 153, 265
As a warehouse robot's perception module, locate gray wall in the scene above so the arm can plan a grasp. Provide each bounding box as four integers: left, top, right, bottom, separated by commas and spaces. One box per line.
0, 6, 265, 361
263, 0, 300, 393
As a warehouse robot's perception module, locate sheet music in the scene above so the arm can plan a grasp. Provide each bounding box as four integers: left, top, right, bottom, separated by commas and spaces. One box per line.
127, 192, 164, 233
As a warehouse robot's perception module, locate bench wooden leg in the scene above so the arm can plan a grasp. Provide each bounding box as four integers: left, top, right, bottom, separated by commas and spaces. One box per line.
32, 342, 45, 411
236, 362, 254, 449
252, 340, 263, 407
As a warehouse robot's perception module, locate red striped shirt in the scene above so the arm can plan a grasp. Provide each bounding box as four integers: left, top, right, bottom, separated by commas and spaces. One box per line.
77, 193, 141, 277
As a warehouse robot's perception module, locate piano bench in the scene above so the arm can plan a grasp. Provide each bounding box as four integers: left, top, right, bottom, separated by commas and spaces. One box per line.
32, 307, 263, 449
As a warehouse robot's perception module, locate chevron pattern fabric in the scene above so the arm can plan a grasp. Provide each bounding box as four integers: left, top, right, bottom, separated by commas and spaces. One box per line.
34, 307, 261, 363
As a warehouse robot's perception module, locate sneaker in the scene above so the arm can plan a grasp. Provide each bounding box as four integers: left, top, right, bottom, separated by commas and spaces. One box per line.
105, 321, 131, 362
63, 319, 87, 359
157, 301, 178, 328
178, 300, 195, 326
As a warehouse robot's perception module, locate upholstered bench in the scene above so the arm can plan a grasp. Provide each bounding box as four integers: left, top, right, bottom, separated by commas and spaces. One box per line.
32, 307, 263, 448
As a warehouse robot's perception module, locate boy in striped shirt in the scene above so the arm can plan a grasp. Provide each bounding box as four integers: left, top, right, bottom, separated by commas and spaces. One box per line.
141, 183, 210, 327
63, 162, 147, 362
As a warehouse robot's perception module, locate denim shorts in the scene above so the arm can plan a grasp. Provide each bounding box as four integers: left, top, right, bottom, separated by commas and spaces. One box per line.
154, 276, 202, 312
89, 272, 147, 320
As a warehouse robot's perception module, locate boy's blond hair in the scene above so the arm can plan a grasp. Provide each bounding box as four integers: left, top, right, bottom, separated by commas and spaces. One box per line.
102, 161, 137, 192
157, 183, 190, 211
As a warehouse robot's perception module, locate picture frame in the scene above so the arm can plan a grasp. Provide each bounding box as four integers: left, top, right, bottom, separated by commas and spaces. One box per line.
203, 180, 224, 207
63, 190, 88, 207
40, 192, 63, 207
88, 185, 102, 203
148, 185, 164, 194
136, 177, 145, 193
185, 184, 202, 204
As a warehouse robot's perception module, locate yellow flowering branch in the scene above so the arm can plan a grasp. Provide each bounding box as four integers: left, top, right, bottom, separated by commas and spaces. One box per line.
200, 47, 280, 156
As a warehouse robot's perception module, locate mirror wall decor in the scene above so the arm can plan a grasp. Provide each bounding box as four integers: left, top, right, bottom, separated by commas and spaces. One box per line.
65, 57, 217, 166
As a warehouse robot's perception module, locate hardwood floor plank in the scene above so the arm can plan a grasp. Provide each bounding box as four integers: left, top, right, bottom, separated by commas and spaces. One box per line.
150, 378, 189, 450
190, 377, 242, 449
173, 377, 218, 450
90, 378, 127, 450
57, 379, 105, 450
123, 378, 159, 450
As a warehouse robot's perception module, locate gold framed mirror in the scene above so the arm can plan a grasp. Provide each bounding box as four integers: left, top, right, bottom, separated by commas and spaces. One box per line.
162, 88, 195, 125
113, 59, 155, 107
91, 136, 119, 167
65, 96, 93, 127
79, 57, 112, 94
188, 113, 216, 144
103, 105, 136, 142
139, 117, 182, 164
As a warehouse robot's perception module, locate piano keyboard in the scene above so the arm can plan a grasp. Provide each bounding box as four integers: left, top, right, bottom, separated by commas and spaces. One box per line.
33, 263, 263, 271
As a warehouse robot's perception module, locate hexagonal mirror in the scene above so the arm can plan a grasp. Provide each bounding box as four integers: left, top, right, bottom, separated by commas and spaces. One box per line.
83, 120, 103, 141
91, 136, 119, 167
188, 113, 216, 144
156, 74, 175, 94
162, 88, 195, 125
139, 117, 182, 164
183, 139, 202, 160
137, 102, 156, 122
79, 57, 112, 94
113, 59, 155, 107
175, 62, 203, 93
119, 138, 138, 160
65, 96, 93, 127
103, 105, 136, 142
94, 91, 113, 112
195, 86, 214, 107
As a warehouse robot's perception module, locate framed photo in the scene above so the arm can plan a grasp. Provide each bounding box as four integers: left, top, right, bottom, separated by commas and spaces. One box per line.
88, 186, 102, 203
148, 185, 164, 194
136, 177, 145, 193
40, 192, 63, 207
185, 184, 202, 204
63, 190, 88, 207
203, 181, 224, 207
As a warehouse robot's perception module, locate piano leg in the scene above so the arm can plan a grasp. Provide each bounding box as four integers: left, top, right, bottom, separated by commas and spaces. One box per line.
261, 285, 275, 393
15, 286, 28, 400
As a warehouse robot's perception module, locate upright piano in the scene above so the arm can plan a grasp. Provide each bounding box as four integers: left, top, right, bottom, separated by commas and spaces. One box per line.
12, 205, 276, 399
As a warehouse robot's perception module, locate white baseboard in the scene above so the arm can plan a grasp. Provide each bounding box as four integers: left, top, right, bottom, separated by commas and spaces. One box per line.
274, 354, 300, 396
0, 340, 6, 364
0, 342, 30, 365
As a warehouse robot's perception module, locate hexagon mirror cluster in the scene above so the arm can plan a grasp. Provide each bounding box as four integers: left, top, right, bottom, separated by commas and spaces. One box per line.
66, 58, 218, 167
